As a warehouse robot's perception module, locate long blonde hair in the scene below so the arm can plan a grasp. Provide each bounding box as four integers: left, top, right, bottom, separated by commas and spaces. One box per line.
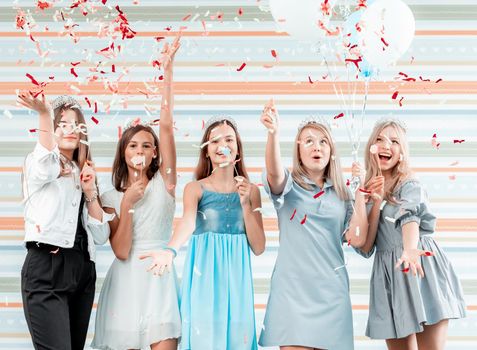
364, 119, 413, 203
292, 122, 350, 201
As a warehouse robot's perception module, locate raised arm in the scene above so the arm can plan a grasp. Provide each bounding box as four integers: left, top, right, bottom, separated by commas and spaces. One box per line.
345, 162, 369, 248
359, 176, 385, 254
17, 93, 55, 151
108, 180, 145, 260
260, 99, 286, 194
159, 35, 181, 196
236, 179, 266, 255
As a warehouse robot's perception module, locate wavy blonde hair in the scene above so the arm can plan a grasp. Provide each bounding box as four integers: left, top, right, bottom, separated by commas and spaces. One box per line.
364, 119, 413, 203
292, 122, 350, 201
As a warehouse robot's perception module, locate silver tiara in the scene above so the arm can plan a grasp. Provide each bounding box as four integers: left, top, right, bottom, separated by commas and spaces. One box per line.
51, 95, 82, 111
375, 117, 408, 133
298, 115, 331, 132
124, 117, 160, 131
204, 116, 238, 131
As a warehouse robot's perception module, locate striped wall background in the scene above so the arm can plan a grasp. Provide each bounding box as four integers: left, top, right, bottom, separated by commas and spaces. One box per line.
1, 0, 476, 349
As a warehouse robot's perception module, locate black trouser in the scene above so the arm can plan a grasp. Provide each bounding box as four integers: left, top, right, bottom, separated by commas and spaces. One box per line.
21, 237, 96, 350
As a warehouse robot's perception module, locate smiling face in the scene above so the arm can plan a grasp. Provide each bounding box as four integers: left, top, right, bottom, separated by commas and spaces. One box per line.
124, 130, 157, 172
374, 125, 402, 175
297, 126, 331, 176
205, 122, 238, 167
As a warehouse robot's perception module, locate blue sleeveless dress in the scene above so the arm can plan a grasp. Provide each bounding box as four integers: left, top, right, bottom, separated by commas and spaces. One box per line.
179, 189, 257, 350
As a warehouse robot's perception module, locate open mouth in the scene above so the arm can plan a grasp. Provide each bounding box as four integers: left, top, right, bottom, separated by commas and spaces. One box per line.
378, 153, 392, 161
312, 155, 321, 160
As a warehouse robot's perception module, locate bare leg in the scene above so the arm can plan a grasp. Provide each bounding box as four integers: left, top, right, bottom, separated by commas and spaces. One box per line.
416, 320, 449, 350
151, 338, 178, 350
386, 334, 418, 350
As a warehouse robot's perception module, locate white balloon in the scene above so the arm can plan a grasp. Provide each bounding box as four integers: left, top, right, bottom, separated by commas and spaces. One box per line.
269, 0, 337, 42
358, 0, 415, 68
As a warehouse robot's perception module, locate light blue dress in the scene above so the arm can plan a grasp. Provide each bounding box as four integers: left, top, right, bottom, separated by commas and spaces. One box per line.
356, 179, 466, 339
259, 169, 354, 349
179, 187, 257, 350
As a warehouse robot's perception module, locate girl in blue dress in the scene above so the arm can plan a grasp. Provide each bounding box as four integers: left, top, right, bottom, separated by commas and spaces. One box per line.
141, 116, 265, 350
357, 119, 466, 350
258, 100, 370, 350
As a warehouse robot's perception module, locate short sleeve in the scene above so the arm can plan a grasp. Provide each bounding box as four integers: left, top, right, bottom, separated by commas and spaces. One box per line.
261, 167, 294, 211
394, 180, 436, 233
100, 190, 120, 214
341, 199, 354, 243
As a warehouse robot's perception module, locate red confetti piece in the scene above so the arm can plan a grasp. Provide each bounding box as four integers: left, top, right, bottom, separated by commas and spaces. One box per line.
398, 97, 404, 107
238, 7, 243, 16
419, 76, 431, 82
71, 62, 81, 66
453, 139, 465, 143
37, 1, 53, 10
91, 116, 99, 124
321, 0, 331, 16
346, 179, 350, 186
381, 37, 389, 47
30, 128, 38, 133
398, 72, 408, 78
347, 239, 351, 246
236, 62, 246, 72
402, 77, 416, 82
345, 57, 362, 70
308, 76, 314, 84
70, 67, 78, 78
102, 0, 107, 4
182, 14, 192, 21
435, 78, 443, 83
112, 64, 116, 73
159, 75, 164, 80
84, 97, 91, 108
359, 188, 371, 194
391, 91, 399, 100
300, 214, 307, 225
154, 36, 165, 42
290, 209, 297, 221
424, 251, 434, 256
401, 267, 410, 273
94, 102, 98, 113
271, 49, 277, 58
333, 112, 344, 119
16, 10, 26, 29
26, 73, 40, 86
36, 224, 41, 233
313, 190, 325, 199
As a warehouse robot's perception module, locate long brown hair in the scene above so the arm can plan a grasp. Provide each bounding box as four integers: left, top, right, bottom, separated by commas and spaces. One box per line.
53, 105, 91, 171
112, 125, 161, 191
364, 119, 413, 203
194, 119, 248, 180
292, 122, 350, 201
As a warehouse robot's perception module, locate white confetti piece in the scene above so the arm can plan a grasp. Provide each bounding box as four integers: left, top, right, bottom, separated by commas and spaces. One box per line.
80, 139, 90, 146
385, 216, 396, 223
3, 110, 13, 119
379, 200, 387, 210
355, 226, 360, 237
193, 265, 202, 277
198, 211, 207, 220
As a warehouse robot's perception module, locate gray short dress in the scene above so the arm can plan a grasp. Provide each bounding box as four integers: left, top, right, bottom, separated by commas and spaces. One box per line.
357, 179, 466, 339
259, 168, 354, 349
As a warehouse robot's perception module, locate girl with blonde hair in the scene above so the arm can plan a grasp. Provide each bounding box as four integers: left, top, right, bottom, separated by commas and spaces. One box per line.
357, 119, 466, 350
258, 100, 369, 350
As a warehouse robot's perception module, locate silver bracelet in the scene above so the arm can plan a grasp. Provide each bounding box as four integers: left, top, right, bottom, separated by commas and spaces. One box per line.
85, 191, 98, 203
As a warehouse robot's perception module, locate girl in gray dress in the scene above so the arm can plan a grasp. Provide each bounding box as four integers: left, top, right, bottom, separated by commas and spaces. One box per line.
258, 100, 370, 350
358, 119, 466, 350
